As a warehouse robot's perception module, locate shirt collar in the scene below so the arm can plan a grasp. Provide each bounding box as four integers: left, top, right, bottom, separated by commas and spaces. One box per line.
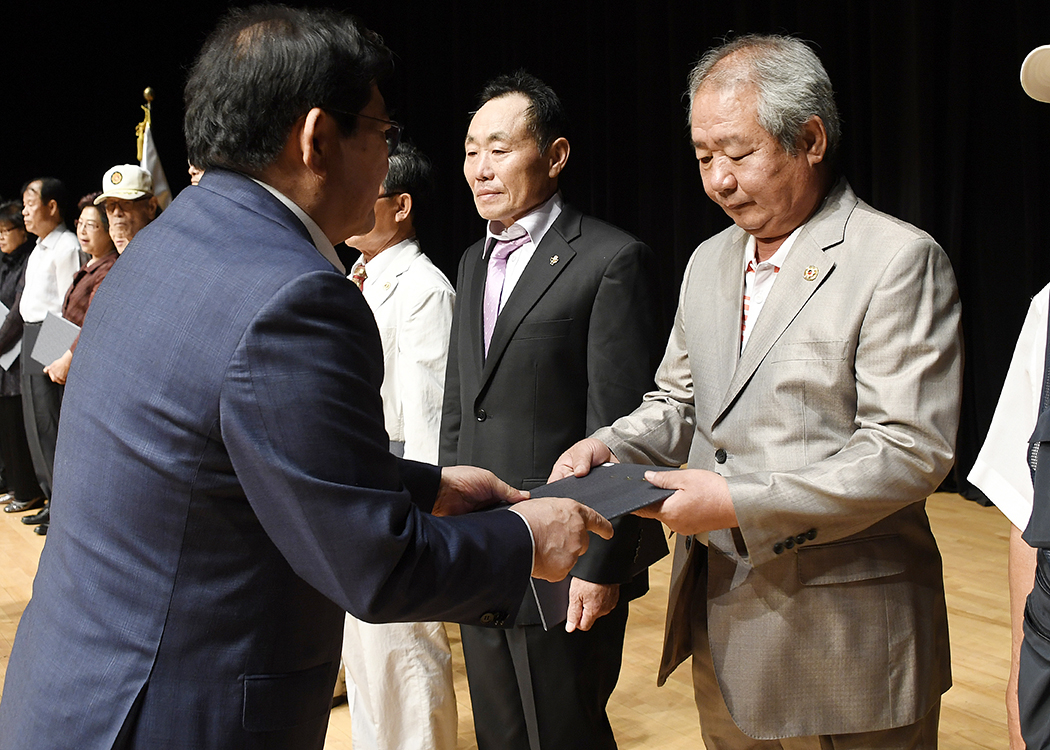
358, 237, 414, 283
744, 225, 802, 271
38, 224, 72, 251
483, 192, 563, 259
250, 178, 344, 274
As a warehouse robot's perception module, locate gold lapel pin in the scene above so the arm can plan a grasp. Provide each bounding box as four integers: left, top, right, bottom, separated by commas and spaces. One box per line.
803, 265, 819, 281
550, 255, 559, 266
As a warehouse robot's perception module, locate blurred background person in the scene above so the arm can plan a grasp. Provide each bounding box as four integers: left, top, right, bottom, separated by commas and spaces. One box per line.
0, 201, 45, 515
95, 165, 158, 252
13, 177, 80, 517
43, 192, 118, 385
27, 193, 118, 535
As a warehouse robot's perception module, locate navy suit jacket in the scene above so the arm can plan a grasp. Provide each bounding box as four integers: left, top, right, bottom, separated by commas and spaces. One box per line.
0, 170, 532, 749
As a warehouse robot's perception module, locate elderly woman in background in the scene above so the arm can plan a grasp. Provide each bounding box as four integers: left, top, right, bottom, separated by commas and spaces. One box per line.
43, 192, 117, 386
0, 201, 46, 516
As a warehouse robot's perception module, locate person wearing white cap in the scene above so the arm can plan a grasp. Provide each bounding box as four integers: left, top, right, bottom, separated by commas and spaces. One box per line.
94, 164, 159, 252
968, 43, 1050, 750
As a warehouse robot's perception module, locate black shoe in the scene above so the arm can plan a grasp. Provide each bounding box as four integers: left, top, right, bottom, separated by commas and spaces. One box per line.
34, 523, 47, 536
4, 496, 45, 513
22, 505, 49, 525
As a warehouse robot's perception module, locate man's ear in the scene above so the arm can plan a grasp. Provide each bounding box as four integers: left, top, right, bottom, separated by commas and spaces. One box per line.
394, 192, 412, 223
300, 107, 337, 178
546, 137, 570, 179
799, 116, 828, 166
45, 199, 60, 221
146, 196, 159, 220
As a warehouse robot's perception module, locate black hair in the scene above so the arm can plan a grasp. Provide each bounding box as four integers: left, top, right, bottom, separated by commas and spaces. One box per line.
0, 201, 25, 230
184, 4, 394, 173
20, 177, 69, 223
476, 70, 567, 153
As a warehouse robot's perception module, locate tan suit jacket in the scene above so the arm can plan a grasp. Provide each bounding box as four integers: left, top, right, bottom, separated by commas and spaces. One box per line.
595, 179, 962, 739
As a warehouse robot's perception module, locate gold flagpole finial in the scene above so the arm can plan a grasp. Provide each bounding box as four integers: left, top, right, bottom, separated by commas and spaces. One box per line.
137, 87, 154, 162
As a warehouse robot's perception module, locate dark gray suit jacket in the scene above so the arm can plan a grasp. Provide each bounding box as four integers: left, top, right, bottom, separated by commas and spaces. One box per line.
440, 203, 667, 622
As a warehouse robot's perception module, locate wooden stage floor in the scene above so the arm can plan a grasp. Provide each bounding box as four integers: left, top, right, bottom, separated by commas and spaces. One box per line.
0, 493, 1012, 749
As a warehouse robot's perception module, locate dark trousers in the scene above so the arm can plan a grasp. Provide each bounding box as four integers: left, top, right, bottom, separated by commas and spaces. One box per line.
460, 596, 628, 750
0, 395, 43, 502
19, 322, 62, 499
1022, 548, 1050, 749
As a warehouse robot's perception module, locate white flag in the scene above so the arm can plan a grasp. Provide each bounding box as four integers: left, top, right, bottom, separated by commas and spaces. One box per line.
140, 122, 171, 209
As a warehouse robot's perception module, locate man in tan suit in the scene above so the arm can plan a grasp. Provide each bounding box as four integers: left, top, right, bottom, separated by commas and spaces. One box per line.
553, 34, 962, 748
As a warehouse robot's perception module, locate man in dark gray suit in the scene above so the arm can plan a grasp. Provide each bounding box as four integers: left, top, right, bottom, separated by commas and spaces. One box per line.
440, 72, 665, 750
0, 9, 609, 749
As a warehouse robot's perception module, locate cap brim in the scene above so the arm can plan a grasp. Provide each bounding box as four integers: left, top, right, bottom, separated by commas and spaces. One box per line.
1022, 45, 1050, 103
94, 190, 150, 204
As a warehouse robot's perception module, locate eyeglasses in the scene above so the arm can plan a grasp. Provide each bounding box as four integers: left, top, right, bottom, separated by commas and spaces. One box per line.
0, 226, 21, 237
378, 191, 404, 200
326, 108, 402, 157
75, 220, 104, 231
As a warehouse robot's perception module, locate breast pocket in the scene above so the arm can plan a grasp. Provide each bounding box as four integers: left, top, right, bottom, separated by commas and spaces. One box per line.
514, 318, 572, 340
768, 339, 849, 363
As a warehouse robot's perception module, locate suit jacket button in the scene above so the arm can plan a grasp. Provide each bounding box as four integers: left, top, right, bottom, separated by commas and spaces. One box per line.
806, 528, 817, 540
714, 448, 727, 464
795, 534, 807, 546
784, 537, 795, 550
773, 542, 784, 554
475, 409, 487, 422
480, 612, 495, 624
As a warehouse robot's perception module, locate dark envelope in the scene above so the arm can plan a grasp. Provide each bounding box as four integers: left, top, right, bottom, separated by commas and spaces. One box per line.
522, 463, 676, 630
529, 462, 677, 517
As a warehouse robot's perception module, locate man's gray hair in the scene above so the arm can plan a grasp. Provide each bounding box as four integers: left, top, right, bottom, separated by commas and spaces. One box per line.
686, 34, 841, 159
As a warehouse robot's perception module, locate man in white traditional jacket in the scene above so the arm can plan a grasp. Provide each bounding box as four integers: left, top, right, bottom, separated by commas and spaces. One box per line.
342, 141, 458, 750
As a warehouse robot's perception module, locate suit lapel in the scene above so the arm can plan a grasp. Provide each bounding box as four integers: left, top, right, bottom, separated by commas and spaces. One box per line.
466, 239, 491, 377
480, 208, 581, 384
716, 181, 853, 421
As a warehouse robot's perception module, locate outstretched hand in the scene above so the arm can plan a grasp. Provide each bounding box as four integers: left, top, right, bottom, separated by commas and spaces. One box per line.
432, 466, 528, 517
511, 497, 613, 582
634, 469, 738, 535
548, 438, 616, 483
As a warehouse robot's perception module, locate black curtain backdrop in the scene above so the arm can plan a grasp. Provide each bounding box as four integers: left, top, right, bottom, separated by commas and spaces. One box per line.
5, 1, 1050, 496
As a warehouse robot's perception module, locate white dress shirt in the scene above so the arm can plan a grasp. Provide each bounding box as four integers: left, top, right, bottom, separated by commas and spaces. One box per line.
482, 192, 563, 317
740, 229, 800, 352
19, 225, 81, 324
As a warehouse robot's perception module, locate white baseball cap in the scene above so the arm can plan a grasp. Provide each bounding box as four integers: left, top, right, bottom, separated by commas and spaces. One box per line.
94, 165, 154, 204
1021, 45, 1050, 103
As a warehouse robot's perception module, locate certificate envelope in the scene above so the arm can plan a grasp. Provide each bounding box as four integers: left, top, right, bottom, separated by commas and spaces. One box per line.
522, 463, 676, 630
529, 462, 677, 518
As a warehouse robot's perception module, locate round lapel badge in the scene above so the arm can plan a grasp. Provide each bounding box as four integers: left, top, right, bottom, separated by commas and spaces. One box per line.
803, 265, 819, 281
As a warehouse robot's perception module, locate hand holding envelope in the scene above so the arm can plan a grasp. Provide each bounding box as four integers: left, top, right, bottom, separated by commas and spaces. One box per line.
549, 438, 739, 534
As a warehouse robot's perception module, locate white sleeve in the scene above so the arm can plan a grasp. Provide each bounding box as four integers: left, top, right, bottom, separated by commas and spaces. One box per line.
968, 285, 1050, 530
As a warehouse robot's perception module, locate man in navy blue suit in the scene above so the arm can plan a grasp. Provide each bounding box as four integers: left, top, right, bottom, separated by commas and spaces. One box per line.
0, 7, 610, 749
